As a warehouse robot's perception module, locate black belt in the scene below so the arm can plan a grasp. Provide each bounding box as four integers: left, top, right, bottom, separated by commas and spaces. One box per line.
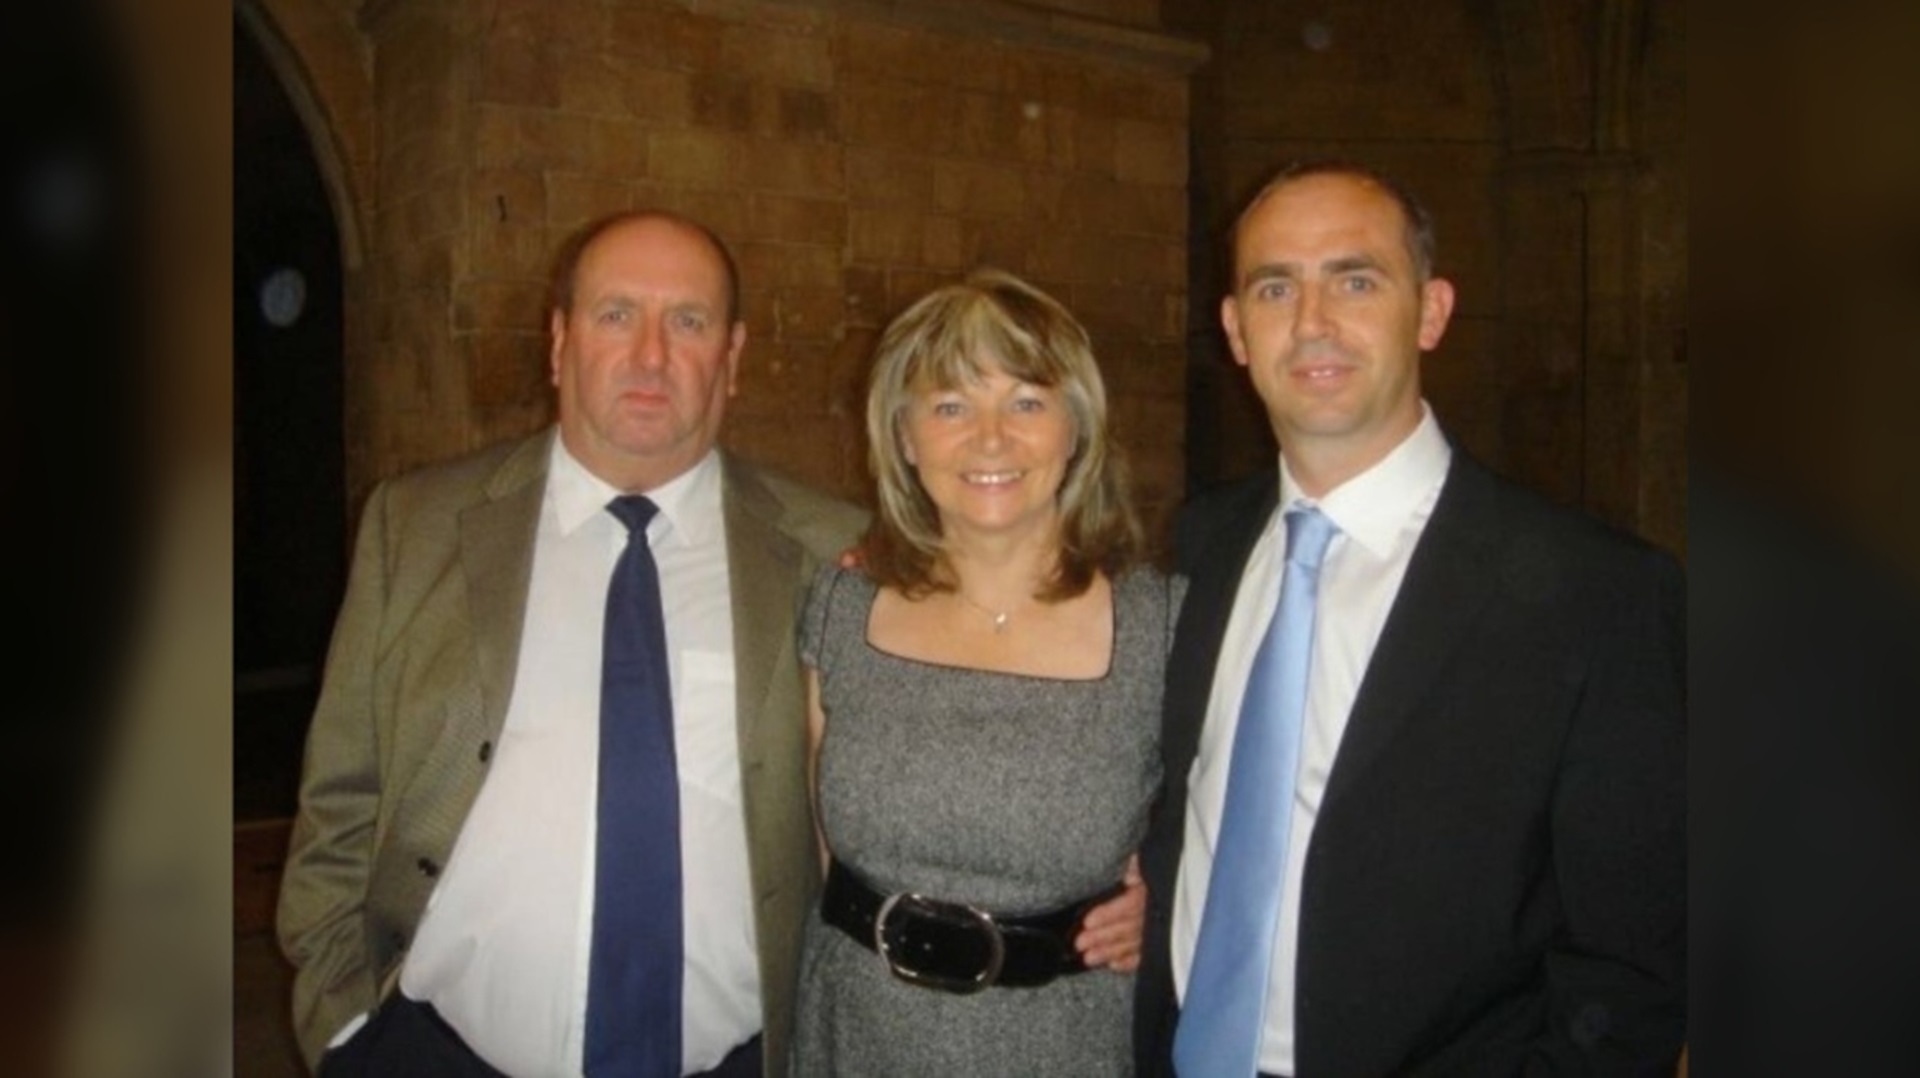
820, 859, 1117, 993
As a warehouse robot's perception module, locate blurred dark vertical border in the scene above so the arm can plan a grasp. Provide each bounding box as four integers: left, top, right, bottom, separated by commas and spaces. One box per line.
0, 0, 231, 1072
1692, 0, 1920, 1073
0, 0, 148, 1060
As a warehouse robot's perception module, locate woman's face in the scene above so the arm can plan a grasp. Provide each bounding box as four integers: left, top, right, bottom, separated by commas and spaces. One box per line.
901, 361, 1076, 548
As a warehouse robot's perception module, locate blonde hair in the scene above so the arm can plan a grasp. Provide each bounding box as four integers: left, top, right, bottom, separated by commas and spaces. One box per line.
862, 268, 1142, 600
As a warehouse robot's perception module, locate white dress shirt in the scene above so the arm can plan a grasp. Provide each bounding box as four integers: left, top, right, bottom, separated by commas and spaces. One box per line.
1172, 405, 1451, 1076
399, 441, 759, 1076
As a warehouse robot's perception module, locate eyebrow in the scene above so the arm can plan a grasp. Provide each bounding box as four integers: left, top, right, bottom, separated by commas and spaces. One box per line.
1240, 254, 1387, 289
1323, 254, 1385, 275
585, 293, 716, 315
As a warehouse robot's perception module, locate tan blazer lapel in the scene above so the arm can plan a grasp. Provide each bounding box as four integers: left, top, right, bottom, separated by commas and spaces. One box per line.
383, 433, 549, 860
461, 431, 551, 743
360, 432, 553, 999
719, 453, 824, 1078
724, 465, 807, 772
722, 455, 814, 877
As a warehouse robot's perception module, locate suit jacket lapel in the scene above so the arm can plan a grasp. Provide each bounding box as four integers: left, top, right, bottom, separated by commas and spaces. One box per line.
719, 454, 806, 777
1165, 476, 1280, 798
381, 431, 550, 893
1318, 453, 1503, 818
715, 453, 825, 1069
460, 431, 551, 745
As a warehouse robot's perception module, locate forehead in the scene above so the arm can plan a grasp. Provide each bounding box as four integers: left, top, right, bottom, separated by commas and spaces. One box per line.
1235, 174, 1411, 269
908, 347, 1014, 390
575, 218, 728, 305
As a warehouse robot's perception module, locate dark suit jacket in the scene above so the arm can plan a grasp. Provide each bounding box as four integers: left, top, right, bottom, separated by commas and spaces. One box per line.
276, 429, 867, 1074
1135, 450, 1686, 1076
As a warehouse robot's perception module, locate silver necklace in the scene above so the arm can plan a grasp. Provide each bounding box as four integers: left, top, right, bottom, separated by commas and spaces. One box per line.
955, 591, 1012, 633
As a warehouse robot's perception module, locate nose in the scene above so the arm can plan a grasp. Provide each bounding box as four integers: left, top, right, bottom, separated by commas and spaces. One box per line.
633, 315, 670, 371
971, 408, 1006, 451
1294, 283, 1331, 341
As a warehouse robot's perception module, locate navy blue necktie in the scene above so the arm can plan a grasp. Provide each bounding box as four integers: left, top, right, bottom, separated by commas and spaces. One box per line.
585, 495, 682, 1078
1176, 505, 1339, 1077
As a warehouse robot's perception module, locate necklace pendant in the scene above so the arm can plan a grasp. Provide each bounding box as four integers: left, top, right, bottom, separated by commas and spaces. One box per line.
992, 612, 1009, 633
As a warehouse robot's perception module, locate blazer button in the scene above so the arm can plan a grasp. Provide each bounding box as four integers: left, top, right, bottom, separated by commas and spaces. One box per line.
1570, 1002, 1613, 1047
416, 857, 440, 878
478, 740, 493, 763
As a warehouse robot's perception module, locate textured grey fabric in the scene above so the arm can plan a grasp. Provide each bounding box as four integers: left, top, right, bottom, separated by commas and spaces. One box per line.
791, 565, 1183, 1077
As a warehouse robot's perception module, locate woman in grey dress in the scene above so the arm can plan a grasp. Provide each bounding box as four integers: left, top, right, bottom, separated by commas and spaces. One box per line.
791, 269, 1182, 1076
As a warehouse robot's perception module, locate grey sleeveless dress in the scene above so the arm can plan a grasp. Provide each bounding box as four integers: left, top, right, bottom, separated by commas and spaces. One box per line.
790, 565, 1184, 1077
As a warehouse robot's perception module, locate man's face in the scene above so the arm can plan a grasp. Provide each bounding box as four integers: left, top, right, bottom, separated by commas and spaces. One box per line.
1222, 173, 1455, 492
550, 217, 743, 492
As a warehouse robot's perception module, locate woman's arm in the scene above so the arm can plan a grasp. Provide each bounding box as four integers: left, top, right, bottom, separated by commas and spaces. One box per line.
804, 667, 830, 873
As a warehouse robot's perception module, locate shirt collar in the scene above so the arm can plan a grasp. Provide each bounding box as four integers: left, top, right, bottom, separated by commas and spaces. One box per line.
1279, 402, 1452, 559
547, 433, 725, 549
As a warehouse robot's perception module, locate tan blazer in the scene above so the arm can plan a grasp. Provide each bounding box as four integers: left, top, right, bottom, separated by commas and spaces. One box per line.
276, 429, 867, 1074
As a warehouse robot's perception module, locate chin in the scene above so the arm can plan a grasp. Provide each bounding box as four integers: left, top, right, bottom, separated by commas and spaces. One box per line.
1278, 410, 1363, 439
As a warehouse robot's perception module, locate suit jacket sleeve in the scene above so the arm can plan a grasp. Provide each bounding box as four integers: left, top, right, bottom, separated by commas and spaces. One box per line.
276, 481, 395, 1068
1535, 544, 1688, 1071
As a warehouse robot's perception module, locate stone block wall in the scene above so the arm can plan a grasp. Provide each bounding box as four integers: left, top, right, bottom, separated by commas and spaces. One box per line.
1169, 0, 1686, 551
246, 0, 1685, 553
253, 0, 1205, 551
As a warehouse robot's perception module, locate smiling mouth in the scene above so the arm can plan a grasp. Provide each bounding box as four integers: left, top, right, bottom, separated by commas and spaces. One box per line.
1293, 361, 1352, 378
961, 470, 1025, 486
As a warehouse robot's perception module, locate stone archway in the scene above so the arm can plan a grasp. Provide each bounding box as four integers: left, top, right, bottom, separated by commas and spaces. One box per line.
233, 11, 349, 824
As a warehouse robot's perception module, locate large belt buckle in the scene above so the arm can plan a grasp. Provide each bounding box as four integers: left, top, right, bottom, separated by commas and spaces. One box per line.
873, 890, 1006, 994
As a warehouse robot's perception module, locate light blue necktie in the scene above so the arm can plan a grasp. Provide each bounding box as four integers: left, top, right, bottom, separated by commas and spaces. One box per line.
1176, 505, 1339, 1077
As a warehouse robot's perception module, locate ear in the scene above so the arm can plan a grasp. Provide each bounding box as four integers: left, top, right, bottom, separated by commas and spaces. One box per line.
724, 320, 747, 398
548, 309, 567, 386
1416, 278, 1456, 352
1220, 295, 1251, 369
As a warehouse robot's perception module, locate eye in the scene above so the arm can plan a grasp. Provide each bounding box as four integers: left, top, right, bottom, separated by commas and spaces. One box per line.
1340, 274, 1379, 294
669, 308, 711, 333
595, 305, 633, 326
1010, 393, 1048, 413
929, 398, 965, 418
1253, 279, 1293, 302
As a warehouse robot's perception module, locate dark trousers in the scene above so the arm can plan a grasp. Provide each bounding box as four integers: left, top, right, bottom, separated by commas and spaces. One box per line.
318, 994, 503, 1077
321, 993, 764, 1077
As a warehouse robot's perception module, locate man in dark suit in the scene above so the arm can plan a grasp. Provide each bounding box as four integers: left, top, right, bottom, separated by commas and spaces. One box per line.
275, 211, 869, 1076
1135, 163, 1686, 1076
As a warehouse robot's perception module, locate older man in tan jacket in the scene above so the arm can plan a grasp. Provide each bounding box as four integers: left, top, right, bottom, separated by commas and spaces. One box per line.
278, 211, 866, 1076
